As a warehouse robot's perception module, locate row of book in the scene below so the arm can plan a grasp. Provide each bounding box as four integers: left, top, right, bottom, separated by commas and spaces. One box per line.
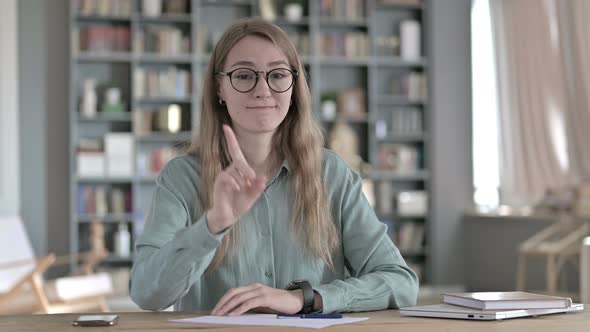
320, 0, 365, 21
78, 185, 132, 216
79, 25, 131, 53
76, 0, 133, 17
375, 108, 423, 138
133, 67, 191, 99
320, 32, 370, 58
135, 26, 191, 55
391, 72, 428, 101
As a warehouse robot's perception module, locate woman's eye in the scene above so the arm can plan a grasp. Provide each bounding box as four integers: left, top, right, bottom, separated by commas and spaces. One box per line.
235, 74, 254, 80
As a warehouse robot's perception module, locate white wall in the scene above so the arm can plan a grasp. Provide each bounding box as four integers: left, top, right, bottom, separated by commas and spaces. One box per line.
0, 0, 20, 214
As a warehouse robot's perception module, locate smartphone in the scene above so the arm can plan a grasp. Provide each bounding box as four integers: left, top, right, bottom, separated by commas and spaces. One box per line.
72, 315, 119, 327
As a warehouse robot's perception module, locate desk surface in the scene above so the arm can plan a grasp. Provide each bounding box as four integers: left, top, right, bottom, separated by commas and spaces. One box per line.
1, 309, 589, 332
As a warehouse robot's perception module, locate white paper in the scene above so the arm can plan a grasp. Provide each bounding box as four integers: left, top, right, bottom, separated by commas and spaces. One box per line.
171, 314, 369, 329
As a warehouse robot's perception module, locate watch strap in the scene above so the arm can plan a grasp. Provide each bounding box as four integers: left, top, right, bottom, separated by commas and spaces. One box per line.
286, 280, 315, 314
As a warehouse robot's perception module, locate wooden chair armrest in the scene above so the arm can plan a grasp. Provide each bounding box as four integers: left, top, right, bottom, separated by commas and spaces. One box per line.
0, 254, 56, 309
0, 254, 56, 271
50, 250, 108, 275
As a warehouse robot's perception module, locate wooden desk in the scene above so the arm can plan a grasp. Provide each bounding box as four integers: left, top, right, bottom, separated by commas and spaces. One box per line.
0, 309, 589, 332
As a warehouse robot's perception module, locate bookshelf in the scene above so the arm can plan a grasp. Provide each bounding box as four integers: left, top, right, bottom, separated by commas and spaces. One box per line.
69, 0, 431, 283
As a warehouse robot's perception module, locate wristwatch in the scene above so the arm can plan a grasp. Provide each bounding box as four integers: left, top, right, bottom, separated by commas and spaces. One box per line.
285, 280, 316, 314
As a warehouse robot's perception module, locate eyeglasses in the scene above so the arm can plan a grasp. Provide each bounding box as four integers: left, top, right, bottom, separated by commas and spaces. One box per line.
215, 67, 298, 93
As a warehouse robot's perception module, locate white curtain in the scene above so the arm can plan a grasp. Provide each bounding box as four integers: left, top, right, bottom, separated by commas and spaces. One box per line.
489, 0, 590, 207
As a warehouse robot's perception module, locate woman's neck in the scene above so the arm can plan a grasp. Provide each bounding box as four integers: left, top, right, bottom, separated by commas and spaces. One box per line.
234, 129, 279, 178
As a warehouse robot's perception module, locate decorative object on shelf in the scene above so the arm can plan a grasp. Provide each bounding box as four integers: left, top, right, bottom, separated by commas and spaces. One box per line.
81, 79, 98, 118
258, 0, 276, 21
337, 88, 366, 118
400, 19, 421, 61
142, 0, 162, 17
284, 0, 304, 22
114, 222, 131, 258
321, 91, 337, 121
328, 118, 363, 172
90, 221, 107, 256
157, 104, 182, 133
102, 87, 125, 113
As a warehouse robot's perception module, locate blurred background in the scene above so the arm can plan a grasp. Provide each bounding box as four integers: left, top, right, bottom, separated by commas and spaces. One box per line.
1, 0, 589, 314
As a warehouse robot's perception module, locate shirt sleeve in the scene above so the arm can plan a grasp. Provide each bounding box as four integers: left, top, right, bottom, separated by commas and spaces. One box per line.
313, 163, 419, 313
129, 159, 228, 311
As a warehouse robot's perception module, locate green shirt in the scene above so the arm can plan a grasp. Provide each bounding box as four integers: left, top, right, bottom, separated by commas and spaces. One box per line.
130, 149, 418, 313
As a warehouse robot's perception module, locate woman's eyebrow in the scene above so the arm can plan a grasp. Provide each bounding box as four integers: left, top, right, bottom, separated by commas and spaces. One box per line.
230, 60, 289, 68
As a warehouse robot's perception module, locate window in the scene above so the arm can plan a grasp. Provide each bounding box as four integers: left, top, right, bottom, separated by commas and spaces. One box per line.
471, 0, 500, 210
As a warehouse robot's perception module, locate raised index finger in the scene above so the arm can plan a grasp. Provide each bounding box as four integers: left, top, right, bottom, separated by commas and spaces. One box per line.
223, 125, 247, 164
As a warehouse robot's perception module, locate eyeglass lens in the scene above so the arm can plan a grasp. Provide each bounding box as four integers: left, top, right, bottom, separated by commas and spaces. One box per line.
230, 68, 294, 93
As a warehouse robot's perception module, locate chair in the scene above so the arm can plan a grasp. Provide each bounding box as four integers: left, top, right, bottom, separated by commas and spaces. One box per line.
516, 185, 590, 298
0, 215, 113, 314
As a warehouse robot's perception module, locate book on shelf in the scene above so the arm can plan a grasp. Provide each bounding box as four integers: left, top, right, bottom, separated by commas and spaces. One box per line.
390, 72, 427, 101
136, 25, 191, 55
78, 185, 131, 217
375, 108, 423, 139
286, 32, 310, 57
442, 292, 573, 311
320, 0, 365, 21
395, 222, 425, 253
133, 67, 191, 99
105, 133, 135, 177
379, 0, 422, 6
77, 138, 105, 177
397, 190, 427, 216
391, 108, 423, 135
162, 0, 189, 15
79, 25, 131, 53
376, 143, 418, 174
133, 106, 188, 136
76, 0, 133, 17
320, 32, 369, 58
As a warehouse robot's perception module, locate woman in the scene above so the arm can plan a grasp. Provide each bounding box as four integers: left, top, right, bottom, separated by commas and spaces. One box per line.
130, 18, 418, 315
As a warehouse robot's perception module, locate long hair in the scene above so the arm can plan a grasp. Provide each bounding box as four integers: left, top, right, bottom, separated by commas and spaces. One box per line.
188, 18, 339, 271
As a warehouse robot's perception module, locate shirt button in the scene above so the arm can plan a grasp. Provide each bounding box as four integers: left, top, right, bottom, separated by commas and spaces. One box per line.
265, 271, 273, 278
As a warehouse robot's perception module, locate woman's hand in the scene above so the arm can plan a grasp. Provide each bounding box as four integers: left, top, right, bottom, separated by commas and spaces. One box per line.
211, 283, 304, 316
206, 125, 267, 234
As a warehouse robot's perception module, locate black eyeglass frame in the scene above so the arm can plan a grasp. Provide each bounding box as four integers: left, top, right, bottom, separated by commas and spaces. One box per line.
215, 67, 299, 93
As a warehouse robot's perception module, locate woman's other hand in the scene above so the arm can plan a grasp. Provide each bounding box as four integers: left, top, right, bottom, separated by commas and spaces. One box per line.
211, 283, 304, 316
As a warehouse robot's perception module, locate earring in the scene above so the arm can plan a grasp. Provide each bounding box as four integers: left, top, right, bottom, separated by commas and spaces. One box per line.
219, 98, 226, 106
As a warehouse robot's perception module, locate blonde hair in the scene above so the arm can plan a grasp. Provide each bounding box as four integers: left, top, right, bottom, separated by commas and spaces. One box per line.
188, 18, 339, 271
